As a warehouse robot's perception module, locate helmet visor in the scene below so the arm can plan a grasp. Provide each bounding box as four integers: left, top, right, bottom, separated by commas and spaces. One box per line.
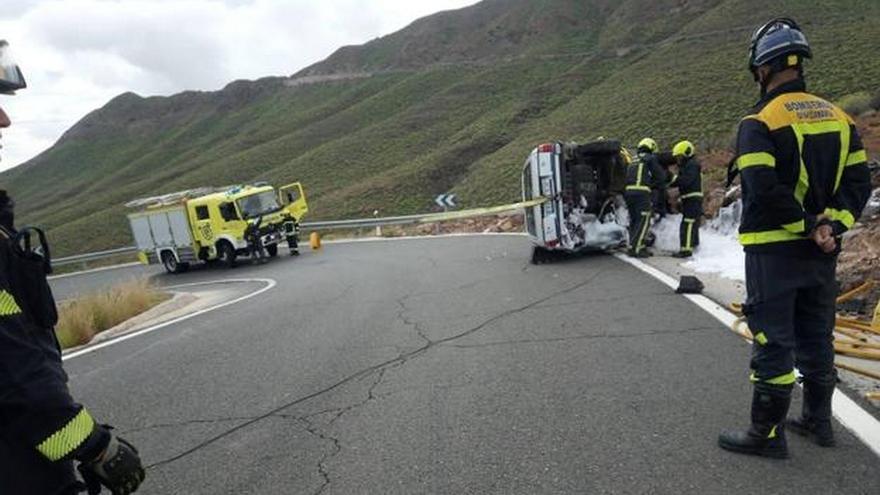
0, 41, 27, 94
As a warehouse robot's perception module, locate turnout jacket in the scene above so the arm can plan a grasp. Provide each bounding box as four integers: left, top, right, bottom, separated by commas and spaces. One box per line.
669, 156, 703, 200
0, 225, 103, 465
626, 152, 665, 194
733, 79, 871, 256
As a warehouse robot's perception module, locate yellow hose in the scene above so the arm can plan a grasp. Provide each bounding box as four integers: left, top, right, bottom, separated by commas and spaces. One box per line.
836, 280, 875, 303
836, 362, 880, 381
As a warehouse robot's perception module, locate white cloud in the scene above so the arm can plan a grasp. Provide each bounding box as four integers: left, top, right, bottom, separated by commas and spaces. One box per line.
0, 0, 478, 170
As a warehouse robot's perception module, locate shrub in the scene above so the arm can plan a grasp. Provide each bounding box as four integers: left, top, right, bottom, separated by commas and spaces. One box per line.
55, 279, 169, 349
836, 92, 873, 117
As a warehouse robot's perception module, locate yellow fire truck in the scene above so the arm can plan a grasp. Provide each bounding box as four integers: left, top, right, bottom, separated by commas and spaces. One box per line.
126, 182, 308, 273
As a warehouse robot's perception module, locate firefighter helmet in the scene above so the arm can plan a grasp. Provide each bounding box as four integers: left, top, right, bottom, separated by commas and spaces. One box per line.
748, 18, 811, 78
638, 138, 658, 154
672, 140, 695, 158
0, 40, 26, 95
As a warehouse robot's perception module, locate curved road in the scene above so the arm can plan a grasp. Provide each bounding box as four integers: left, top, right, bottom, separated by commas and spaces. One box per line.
57, 235, 878, 494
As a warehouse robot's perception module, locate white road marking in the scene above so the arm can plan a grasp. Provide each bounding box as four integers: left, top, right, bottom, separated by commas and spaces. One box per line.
614, 253, 880, 458
62, 278, 277, 361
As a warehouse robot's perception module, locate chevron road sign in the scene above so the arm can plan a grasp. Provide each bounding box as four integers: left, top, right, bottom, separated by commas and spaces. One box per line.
434, 194, 457, 209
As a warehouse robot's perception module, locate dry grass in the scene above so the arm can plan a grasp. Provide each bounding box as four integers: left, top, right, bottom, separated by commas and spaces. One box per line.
55, 279, 170, 349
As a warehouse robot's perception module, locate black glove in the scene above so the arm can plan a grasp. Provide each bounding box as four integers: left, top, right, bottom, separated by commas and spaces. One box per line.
77, 428, 145, 495
725, 157, 739, 188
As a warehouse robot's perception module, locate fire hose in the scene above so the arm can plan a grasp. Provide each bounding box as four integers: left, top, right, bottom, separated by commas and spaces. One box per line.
728, 281, 880, 398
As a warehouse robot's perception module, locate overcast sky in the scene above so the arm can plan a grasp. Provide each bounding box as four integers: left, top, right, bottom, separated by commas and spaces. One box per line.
0, 0, 478, 171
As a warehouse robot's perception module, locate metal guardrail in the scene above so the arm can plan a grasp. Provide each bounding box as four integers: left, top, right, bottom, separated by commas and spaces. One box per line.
51, 198, 545, 268
54, 246, 139, 267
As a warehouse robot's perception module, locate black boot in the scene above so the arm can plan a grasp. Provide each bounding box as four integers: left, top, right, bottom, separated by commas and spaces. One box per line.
719, 383, 792, 459
787, 373, 836, 447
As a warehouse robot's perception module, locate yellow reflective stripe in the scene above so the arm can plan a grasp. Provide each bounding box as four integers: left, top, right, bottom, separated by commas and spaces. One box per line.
37, 409, 95, 461
685, 221, 694, 251
738, 229, 803, 245
749, 370, 797, 385
792, 121, 843, 135
845, 149, 867, 167
636, 161, 644, 187
781, 219, 806, 234
637, 212, 651, 250
790, 125, 811, 206
824, 208, 855, 229
767, 371, 797, 385
0, 290, 22, 316
754, 332, 768, 345
667, 174, 678, 186
736, 152, 776, 169
835, 123, 851, 193
768, 425, 779, 439
681, 192, 704, 199
626, 185, 651, 192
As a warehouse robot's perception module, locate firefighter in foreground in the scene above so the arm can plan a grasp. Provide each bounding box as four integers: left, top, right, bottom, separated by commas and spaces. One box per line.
667, 140, 703, 258
624, 138, 662, 257
0, 41, 145, 494
718, 19, 871, 458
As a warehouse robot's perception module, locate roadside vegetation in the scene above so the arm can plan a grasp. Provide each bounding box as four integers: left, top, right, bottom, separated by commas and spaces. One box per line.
55, 279, 170, 349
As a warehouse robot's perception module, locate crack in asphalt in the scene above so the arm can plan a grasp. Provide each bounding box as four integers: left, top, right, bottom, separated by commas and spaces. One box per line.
442, 325, 718, 349
144, 269, 605, 473
121, 416, 256, 435
299, 365, 396, 495
396, 295, 433, 346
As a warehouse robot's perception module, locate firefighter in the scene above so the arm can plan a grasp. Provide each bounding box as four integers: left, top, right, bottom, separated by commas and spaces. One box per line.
0, 41, 145, 494
245, 215, 268, 264
668, 140, 703, 258
718, 19, 871, 458
624, 138, 660, 257
646, 143, 669, 219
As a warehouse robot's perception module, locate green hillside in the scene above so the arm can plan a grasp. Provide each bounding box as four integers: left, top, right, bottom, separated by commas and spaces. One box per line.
2, 0, 879, 255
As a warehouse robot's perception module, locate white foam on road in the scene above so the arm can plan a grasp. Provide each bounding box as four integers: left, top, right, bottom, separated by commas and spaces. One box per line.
615, 252, 880, 458
651, 202, 745, 282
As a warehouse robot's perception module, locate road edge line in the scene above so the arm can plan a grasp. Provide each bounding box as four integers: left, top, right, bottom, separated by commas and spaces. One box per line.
613, 253, 880, 458
62, 278, 277, 361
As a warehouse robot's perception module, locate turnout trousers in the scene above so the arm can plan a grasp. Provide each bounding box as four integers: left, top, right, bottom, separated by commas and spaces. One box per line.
625, 191, 652, 254
679, 197, 702, 252
743, 252, 837, 385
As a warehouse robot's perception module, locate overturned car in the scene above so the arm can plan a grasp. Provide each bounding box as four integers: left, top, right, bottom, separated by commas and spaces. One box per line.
521, 139, 630, 263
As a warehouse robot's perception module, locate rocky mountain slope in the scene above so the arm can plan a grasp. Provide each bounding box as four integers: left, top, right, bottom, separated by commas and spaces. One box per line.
2, 0, 879, 254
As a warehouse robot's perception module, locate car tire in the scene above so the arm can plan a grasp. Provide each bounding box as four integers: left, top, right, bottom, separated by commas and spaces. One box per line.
266, 244, 278, 258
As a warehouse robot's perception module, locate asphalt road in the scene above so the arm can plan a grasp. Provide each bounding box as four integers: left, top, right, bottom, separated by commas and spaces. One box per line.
60, 235, 878, 494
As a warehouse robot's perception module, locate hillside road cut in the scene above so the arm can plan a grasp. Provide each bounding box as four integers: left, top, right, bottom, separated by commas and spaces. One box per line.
58, 235, 878, 494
